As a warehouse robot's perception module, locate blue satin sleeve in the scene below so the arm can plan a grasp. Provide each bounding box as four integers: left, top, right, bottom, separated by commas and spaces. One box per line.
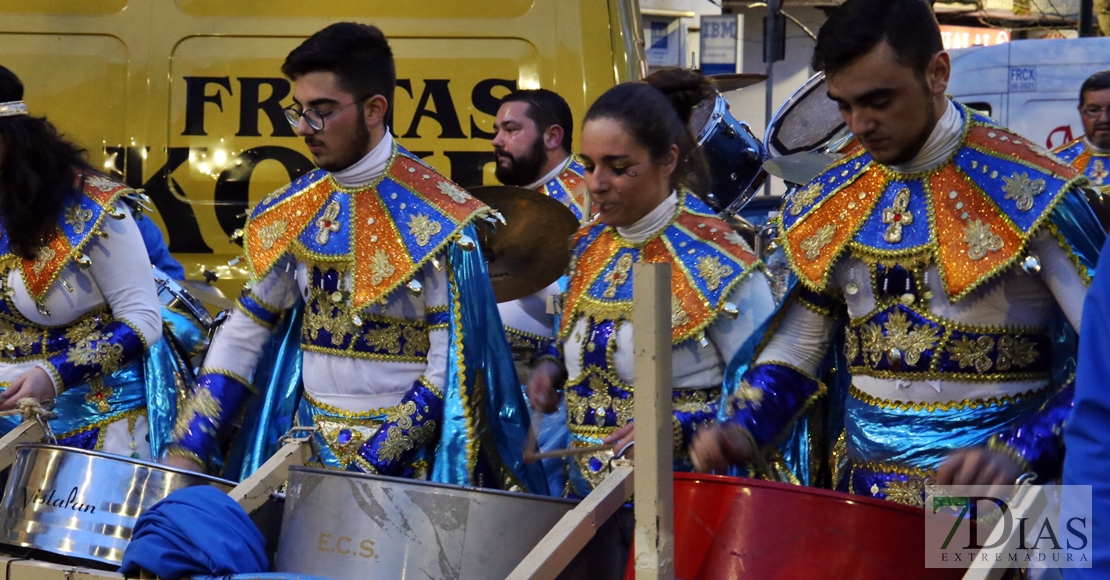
350, 379, 443, 475
989, 379, 1073, 482
165, 371, 253, 469
727, 362, 826, 448
1049, 188, 1106, 282
45, 320, 147, 393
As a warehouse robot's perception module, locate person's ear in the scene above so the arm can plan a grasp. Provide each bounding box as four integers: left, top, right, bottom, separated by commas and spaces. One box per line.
363, 95, 389, 129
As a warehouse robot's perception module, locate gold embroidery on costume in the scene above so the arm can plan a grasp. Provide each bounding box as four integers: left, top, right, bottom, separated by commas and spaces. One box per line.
402, 326, 430, 356
438, 181, 471, 204
172, 388, 222, 439
845, 330, 860, 362
364, 325, 403, 353
801, 224, 836, 261
67, 330, 124, 372
368, 249, 395, 285
724, 230, 753, 252
64, 205, 94, 235
85, 174, 119, 192
1002, 172, 1046, 212
696, 255, 733, 291
587, 376, 613, 427
315, 200, 342, 245
881, 188, 913, 243
996, 335, 1037, 371
85, 378, 114, 414
261, 184, 289, 206
33, 247, 57, 276
948, 335, 995, 373
303, 303, 351, 346
788, 183, 822, 216
408, 213, 442, 246
0, 320, 37, 356
881, 478, 925, 507
671, 295, 690, 327
731, 380, 764, 410
64, 317, 101, 343
602, 253, 633, 298
878, 310, 939, 366
376, 426, 413, 462
566, 389, 588, 425
962, 220, 1004, 261
258, 220, 287, 251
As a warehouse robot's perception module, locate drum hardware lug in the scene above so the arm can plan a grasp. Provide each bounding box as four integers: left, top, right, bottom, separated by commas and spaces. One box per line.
279, 425, 320, 446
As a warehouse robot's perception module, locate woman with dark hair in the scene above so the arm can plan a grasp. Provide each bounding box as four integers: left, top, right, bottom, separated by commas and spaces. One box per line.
0, 65, 163, 459
526, 70, 776, 496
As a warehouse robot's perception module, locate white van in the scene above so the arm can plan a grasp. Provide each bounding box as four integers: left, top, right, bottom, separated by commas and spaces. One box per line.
948, 37, 1110, 150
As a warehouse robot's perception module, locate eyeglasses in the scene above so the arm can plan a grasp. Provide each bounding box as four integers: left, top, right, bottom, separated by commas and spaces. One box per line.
1081, 106, 1110, 119
284, 97, 368, 131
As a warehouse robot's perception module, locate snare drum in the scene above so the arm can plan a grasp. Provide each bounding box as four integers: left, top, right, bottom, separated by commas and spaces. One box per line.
153, 267, 215, 366
275, 467, 627, 580
0, 443, 233, 567
625, 473, 967, 580
689, 93, 769, 216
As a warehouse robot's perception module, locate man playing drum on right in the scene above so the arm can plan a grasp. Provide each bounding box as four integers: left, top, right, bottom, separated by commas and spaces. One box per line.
691, 0, 1105, 502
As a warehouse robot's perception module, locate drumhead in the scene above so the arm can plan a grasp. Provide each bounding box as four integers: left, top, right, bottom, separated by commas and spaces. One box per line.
765, 72, 848, 157
688, 94, 718, 142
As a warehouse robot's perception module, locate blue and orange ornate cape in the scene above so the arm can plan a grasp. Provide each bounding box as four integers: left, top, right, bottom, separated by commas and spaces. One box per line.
558, 191, 761, 494
537, 155, 590, 222
1054, 137, 1110, 193
177, 143, 545, 493
0, 172, 191, 459
720, 102, 1105, 496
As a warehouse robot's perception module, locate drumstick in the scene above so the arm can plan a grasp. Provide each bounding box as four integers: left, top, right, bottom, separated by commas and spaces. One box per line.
523, 443, 615, 464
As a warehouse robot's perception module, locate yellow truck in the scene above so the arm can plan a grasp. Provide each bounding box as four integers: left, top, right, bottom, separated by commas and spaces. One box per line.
0, 0, 645, 296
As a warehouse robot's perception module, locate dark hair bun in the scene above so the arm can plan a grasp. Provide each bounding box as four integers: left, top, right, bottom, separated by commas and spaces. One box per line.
0, 65, 25, 103
644, 69, 715, 127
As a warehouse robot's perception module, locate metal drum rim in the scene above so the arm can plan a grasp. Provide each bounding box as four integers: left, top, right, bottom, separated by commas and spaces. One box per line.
694, 93, 730, 147
288, 465, 578, 505
674, 471, 927, 516
765, 71, 849, 158
153, 265, 215, 328
13, 442, 236, 488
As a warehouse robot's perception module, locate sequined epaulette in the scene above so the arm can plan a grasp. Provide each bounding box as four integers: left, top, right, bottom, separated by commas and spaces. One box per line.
1053, 137, 1110, 190
537, 155, 590, 221
558, 191, 758, 343
0, 172, 136, 303
780, 102, 1083, 303
244, 142, 490, 311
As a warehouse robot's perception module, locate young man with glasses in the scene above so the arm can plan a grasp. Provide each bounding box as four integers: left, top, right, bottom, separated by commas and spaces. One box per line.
163, 23, 545, 494
1055, 70, 1110, 193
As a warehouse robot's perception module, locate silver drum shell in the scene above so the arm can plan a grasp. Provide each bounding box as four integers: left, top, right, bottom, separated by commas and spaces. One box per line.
276, 467, 625, 580
0, 443, 234, 565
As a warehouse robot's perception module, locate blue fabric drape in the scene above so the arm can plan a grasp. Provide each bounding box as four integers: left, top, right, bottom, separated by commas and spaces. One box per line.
119, 486, 268, 579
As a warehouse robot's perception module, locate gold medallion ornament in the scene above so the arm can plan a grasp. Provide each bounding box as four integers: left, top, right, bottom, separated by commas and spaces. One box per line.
1001, 172, 1046, 212
602, 253, 633, 298
314, 200, 342, 245
801, 224, 836, 261
788, 183, 822, 216
947, 335, 995, 373
696, 255, 734, 291
64, 205, 94, 235
996, 335, 1038, 371
962, 220, 1004, 261
408, 213, 442, 246
258, 220, 287, 251
881, 188, 913, 243
368, 249, 395, 286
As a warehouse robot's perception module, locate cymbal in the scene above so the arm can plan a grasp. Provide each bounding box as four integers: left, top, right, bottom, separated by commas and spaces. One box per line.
178, 279, 235, 311
467, 185, 581, 303
707, 73, 769, 92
